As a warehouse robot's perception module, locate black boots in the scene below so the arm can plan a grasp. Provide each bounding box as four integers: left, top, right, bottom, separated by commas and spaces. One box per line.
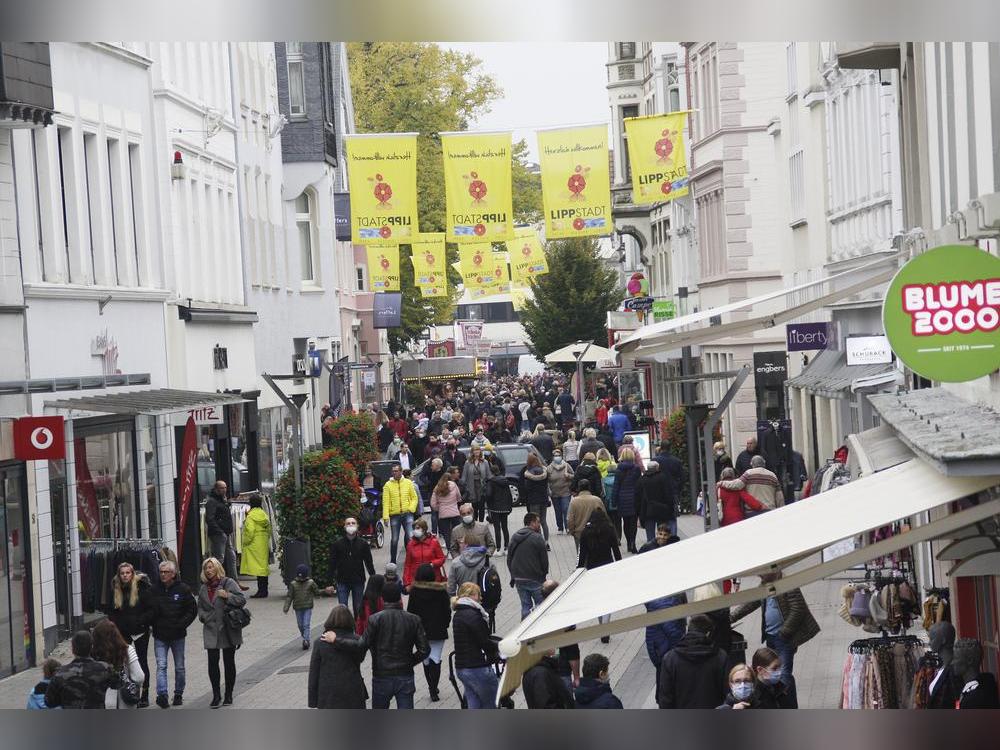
210, 693, 222, 709
223, 689, 233, 706
424, 662, 441, 702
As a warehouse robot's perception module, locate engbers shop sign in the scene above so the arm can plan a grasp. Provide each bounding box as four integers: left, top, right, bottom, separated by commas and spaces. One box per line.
882, 245, 1000, 382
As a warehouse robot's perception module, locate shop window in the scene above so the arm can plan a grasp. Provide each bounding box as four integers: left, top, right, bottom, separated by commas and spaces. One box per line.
74, 421, 137, 542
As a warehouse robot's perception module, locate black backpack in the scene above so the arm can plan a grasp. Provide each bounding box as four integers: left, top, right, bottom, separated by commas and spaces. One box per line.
479, 564, 502, 632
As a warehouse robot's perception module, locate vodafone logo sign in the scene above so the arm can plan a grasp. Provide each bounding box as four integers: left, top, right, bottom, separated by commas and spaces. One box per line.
13, 416, 65, 461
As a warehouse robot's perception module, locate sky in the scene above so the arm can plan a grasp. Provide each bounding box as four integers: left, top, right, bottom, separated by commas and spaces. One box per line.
437, 43, 610, 162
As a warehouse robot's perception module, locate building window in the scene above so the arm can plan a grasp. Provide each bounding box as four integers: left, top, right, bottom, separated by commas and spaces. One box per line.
295, 192, 317, 283
786, 43, 798, 98
618, 64, 635, 81
621, 104, 639, 183
789, 148, 806, 224
691, 44, 720, 140
355, 265, 365, 291
286, 42, 306, 117
696, 187, 726, 278
106, 138, 123, 286
127, 143, 144, 286
617, 42, 636, 60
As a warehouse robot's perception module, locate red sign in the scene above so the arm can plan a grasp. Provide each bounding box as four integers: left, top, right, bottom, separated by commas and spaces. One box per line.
13, 417, 65, 460
426, 339, 456, 358
175, 416, 199, 562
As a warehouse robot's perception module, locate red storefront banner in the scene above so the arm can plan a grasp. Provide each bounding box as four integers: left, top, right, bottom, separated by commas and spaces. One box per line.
73, 438, 102, 541
175, 416, 199, 562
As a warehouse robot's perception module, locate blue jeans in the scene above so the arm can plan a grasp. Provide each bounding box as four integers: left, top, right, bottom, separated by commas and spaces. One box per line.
457, 666, 499, 709
765, 633, 798, 708
430, 509, 439, 536
294, 608, 312, 640
337, 581, 365, 617
154, 638, 186, 697
553, 496, 571, 531
389, 513, 414, 564
516, 580, 544, 620
372, 674, 416, 709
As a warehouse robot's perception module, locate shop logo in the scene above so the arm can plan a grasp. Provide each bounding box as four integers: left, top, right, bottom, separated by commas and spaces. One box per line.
883, 245, 1000, 382
13, 416, 65, 461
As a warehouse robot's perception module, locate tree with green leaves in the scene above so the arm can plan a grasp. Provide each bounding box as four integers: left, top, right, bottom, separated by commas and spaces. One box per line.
519, 237, 621, 364
347, 42, 541, 352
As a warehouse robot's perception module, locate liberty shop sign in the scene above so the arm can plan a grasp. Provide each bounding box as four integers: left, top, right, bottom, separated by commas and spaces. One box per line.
786, 322, 830, 352
883, 245, 1000, 382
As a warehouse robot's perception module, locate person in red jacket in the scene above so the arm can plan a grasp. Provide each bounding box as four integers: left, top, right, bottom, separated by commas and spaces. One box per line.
595, 400, 609, 429
403, 518, 446, 589
717, 467, 767, 527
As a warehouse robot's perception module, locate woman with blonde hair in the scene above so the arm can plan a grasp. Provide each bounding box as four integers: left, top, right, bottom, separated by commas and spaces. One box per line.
197, 556, 247, 707
451, 582, 500, 708
612, 447, 642, 553
108, 561, 155, 706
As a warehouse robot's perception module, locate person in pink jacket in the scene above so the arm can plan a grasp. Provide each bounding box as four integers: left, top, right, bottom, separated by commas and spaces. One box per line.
430, 474, 462, 551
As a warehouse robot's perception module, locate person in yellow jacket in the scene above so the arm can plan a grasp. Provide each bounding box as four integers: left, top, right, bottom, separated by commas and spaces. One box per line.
240, 495, 272, 598
382, 463, 419, 566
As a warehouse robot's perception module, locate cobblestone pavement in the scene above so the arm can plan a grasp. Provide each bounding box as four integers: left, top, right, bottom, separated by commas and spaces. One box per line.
0, 513, 871, 709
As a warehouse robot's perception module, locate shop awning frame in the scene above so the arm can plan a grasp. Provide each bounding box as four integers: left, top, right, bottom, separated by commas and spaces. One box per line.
496, 461, 999, 699
44, 388, 247, 417
615, 254, 898, 356
785, 349, 898, 400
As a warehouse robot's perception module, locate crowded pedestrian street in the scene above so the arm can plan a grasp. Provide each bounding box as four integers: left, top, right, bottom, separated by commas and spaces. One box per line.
0, 33, 998, 714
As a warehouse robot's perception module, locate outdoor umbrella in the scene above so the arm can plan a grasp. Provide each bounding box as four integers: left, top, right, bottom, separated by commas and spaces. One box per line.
544, 341, 618, 423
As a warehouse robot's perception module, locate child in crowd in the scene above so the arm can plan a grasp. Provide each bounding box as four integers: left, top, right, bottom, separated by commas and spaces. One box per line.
283, 564, 333, 650
26, 658, 61, 709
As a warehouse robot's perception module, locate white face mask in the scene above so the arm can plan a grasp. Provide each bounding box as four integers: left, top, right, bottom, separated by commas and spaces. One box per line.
344, 525, 358, 536
461, 515, 474, 525
413, 529, 425, 539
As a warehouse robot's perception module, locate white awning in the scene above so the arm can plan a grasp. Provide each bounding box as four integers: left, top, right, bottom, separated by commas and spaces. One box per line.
847, 425, 914, 477
615, 254, 898, 356
496, 459, 999, 699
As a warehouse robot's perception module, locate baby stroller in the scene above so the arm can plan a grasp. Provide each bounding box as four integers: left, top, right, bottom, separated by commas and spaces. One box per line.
447, 637, 515, 709
358, 488, 385, 549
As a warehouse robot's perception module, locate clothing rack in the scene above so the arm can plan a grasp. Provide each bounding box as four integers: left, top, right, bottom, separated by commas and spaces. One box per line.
849, 634, 924, 653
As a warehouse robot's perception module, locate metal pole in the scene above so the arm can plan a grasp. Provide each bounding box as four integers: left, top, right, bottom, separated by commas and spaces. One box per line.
575, 341, 591, 426
703, 365, 751, 530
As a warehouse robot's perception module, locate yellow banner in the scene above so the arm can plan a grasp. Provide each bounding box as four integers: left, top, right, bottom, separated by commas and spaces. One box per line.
442, 132, 514, 244
418, 282, 447, 298
458, 243, 503, 290
510, 227, 548, 284
409, 233, 448, 289
625, 112, 690, 205
346, 134, 419, 244
365, 244, 401, 292
537, 125, 612, 239
469, 283, 511, 300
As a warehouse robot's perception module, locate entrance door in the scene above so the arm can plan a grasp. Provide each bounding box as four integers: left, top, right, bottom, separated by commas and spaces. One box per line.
0, 464, 33, 674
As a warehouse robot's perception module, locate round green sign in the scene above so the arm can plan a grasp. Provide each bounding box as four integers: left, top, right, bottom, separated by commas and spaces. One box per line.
882, 244, 1000, 382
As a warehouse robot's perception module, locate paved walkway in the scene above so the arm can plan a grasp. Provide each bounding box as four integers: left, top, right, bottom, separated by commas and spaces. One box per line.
0, 513, 871, 709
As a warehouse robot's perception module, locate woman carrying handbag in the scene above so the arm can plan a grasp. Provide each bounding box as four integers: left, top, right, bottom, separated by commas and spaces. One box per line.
198, 557, 248, 708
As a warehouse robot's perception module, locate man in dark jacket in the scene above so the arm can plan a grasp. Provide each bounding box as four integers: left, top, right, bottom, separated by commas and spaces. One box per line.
578, 430, 605, 468
530, 428, 555, 462
204, 480, 240, 581
573, 653, 623, 709
555, 387, 575, 429
507, 512, 549, 620
522, 652, 575, 708
658, 614, 728, 709
441, 441, 467, 472
651, 442, 684, 518
328, 518, 376, 616
150, 560, 198, 708
574, 453, 604, 500
637, 461, 677, 540
325, 581, 430, 709
596, 427, 616, 455
729, 571, 819, 709
45, 630, 118, 709
734, 437, 758, 476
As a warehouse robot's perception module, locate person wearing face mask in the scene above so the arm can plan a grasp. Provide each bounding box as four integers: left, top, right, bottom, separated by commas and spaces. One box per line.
545, 450, 575, 535
745, 648, 795, 708
729, 570, 819, 709
402, 518, 446, 589
449, 503, 496, 559
717, 664, 758, 709
327, 517, 376, 618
